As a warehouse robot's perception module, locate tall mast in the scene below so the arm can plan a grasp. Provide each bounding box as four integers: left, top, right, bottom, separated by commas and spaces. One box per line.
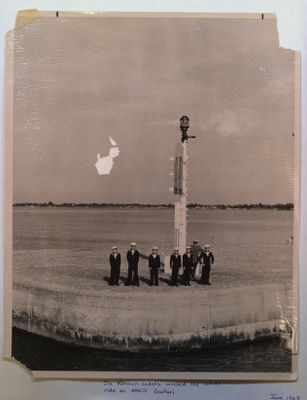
174, 116, 196, 254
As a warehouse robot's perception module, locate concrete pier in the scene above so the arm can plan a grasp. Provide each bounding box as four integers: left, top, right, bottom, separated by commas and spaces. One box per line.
12, 281, 289, 352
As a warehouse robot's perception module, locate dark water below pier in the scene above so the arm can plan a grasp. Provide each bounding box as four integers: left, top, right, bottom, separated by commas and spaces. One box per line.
12, 328, 291, 372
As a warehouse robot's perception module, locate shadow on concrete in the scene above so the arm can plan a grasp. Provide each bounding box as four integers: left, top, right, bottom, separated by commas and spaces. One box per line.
159, 277, 173, 286
119, 275, 128, 285
140, 276, 151, 286
103, 276, 112, 285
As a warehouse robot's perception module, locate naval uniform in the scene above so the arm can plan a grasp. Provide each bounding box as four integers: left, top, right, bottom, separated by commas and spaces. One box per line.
170, 253, 181, 285
198, 250, 214, 285
148, 254, 161, 286
109, 252, 121, 285
126, 249, 140, 286
182, 253, 193, 285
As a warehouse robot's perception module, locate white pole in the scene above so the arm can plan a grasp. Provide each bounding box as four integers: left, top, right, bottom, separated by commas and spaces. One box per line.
174, 141, 188, 254
180, 141, 187, 253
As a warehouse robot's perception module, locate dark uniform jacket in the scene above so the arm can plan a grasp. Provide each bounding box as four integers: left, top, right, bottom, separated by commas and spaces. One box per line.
126, 250, 140, 265
148, 254, 161, 269
183, 253, 193, 268
198, 251, 214, 267
191, 244, 201, 264
109, 253, 121, 267
170, 254, 181, 269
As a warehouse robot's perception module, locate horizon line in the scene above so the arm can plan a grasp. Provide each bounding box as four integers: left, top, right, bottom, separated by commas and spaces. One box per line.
12, 201, 294, 208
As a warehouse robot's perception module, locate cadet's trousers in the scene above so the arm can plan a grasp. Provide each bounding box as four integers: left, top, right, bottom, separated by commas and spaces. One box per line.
110, 265, 120, 285
127, 264, 139, 285
200, 265, 211, 284
171, 266, 180, 284
150, 267, 159, 285
182, 266, 191, 285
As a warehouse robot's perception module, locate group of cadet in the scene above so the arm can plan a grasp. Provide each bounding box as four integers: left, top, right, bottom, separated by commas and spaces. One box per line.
108, 240, 214, 287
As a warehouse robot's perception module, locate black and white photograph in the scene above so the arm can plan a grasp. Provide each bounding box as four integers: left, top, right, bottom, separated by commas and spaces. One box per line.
5, 11, 299, 379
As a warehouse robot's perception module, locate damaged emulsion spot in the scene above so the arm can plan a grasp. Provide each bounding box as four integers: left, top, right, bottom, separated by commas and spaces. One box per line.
95, 137, 120, 175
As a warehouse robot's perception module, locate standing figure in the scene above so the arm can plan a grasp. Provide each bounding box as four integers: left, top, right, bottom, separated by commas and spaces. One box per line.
109, 246, 121, 285
170, 247, 181, 286
198, 244, 214, 285
191, 239, 201, 278
148, 246, 161, 286
182, 246, 193, 286
126, 242, 140, 286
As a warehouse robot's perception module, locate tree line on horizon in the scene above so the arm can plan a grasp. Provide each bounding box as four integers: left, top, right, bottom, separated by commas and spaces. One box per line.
13, 202, 294, 210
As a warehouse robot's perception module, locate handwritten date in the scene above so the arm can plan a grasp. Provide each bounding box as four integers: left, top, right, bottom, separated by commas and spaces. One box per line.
270, 394, 300, 400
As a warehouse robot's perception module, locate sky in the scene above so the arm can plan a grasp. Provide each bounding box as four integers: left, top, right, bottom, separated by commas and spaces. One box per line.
12, 15, 296, 204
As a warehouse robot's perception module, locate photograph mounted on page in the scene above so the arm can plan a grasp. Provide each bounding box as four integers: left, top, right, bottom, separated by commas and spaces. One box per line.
3, 10, 300, 381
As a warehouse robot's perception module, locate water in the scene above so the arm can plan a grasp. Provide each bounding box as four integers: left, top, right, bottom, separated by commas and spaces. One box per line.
12, 328, 291, 372
12, 207, 294, 372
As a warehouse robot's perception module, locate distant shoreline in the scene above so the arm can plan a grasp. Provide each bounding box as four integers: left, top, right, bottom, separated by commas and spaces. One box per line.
13, 202, 294, 210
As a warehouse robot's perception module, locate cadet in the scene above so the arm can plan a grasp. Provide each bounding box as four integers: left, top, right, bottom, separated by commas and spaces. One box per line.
148, 246, 161, 286
191, 239, 202, 278
170, 247, 181, 286
109, 246, 121, 285
198, 244, 214, 285
126, 242, 140, 286
182, 246, 193, 286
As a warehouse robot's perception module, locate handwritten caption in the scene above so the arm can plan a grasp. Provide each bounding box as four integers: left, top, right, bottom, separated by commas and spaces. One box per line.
103, 381, 221, 395
102, 383, 301, 398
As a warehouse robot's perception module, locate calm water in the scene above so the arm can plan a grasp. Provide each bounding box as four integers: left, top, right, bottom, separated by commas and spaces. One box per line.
12, 207, 294, 372
12, 328, 291, 372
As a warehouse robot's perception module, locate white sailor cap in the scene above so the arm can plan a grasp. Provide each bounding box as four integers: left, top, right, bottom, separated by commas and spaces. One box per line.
130, 242, 137, 246
152, 246, 158, 250
204, 244, 210, 248
112, 246, 118, 250
186, 245, 191, 249
174, 247, 179, 251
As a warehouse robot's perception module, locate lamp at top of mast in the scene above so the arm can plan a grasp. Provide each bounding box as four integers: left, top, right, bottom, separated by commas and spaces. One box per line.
180, 115, 196, 143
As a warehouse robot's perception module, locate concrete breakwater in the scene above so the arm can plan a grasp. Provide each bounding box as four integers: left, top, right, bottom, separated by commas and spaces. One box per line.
12, 282, 290, 352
